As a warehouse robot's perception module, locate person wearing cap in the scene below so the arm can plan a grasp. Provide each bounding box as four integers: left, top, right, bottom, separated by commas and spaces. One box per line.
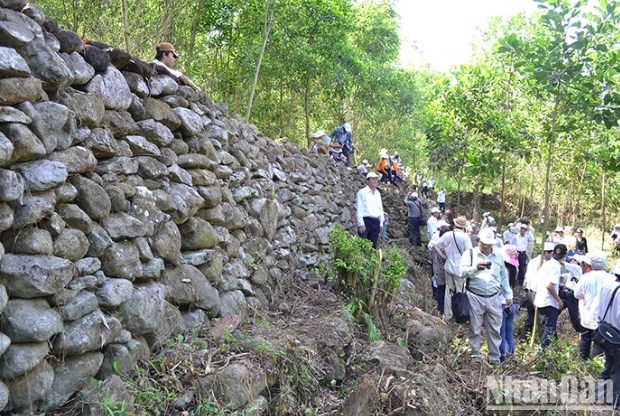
502, 223, 516, 245
356, 159, 369, 175
520, 241, 555, 340
510, 224, 535, 286
356, 172, 384, 248
459, 228, 513, 364
404, 191, 425, 246
481, 212, 495, 230
152, 42, 200, 91
558, 251, 586, 336
376, 151, 392, 185
426, 207, 442, 239
574, 250, 615, 360
309, 130, 329, 155
520, 217, 536, 259
436, 188, 446, 212
561, 226, 577, 251
596, 265, 620, 401
551, 226, 564, 244
534, 243, 568, 350
575, 228, 588, 254
434, 215, 473, 321
329, 122, 354, 167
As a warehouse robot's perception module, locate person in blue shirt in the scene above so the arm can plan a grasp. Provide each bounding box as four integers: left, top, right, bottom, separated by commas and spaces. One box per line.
330, 123, 354, 167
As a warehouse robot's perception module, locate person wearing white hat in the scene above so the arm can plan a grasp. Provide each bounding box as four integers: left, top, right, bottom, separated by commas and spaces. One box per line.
459, 228, 513, 364
426, 207, 441, 239
481, 212, 495, 230
356, 172, 384, 248
510, 223, 535, 286
356, 159, 368, 175
329, 122, 354, 167
520, 241, 556, 340
574, 251, 615, 359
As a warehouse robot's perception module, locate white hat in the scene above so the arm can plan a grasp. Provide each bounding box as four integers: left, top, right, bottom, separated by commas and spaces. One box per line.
430, 207, 440, 214
478, 228, 496, 245
543, 242, 555, 251
343, 123, 352, 132
555, 226, 564, 232
410, 192, 418, 198
483, 212, 490, 217
366, 172, 378, 179
519, 223, 528, 229
312, 130, 325, 138
585, 250, 607, 269
362, 159, 368, 164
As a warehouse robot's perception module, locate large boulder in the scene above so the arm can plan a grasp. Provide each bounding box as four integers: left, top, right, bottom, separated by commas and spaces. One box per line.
0, 122, 45, 164
4, 360, 54, 412
0, 342, 49, 380
0, 77, 43, 105
43, 352, 104, 409
13, 160, 67, 191
46, 146, 97, 174
101, 241, 142, 280
71, 176, 112, 220
117, 282, 166, 335
82, 65, 132, 110
0, 298, 62, 342
0, 254, 74, 298
52, 310, 120, 356
0, 46, 30, 77
18, 39, 74, 91
19, 101, 77, 151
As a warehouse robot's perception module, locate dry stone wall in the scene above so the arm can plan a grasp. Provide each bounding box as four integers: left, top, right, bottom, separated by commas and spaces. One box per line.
0, 0, 363, 412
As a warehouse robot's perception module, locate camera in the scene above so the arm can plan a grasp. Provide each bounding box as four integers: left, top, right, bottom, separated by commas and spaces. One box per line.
485, 261, 492, 269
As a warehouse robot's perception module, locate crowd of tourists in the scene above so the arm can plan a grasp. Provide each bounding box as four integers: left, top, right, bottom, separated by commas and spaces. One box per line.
355, 174, 620, 407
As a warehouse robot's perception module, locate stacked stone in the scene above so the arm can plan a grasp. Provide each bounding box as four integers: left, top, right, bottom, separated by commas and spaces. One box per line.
0, 0, 363, 413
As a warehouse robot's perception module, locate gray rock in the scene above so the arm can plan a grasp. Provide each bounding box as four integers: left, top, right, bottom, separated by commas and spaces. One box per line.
1, 298, 62, 342
0, 342, 48, 380
52, 310, 119, 356
181, 249, 217, 266
173, 107, 203, 137
56, 203, 92, 234
53, 228, 89, 261
220, 290, 247, 317
63, 92, 106, 128
19, 39, 74, 91
55, 183, 78, 203
102, 241, 142, 280
135, 119, 174, 147
12, 190, 56, 227
123, 71, 149, 98
2, 227, 52, 255
0, 122, 45, 164
198, 186, 222, 208
19, 100, 77, 151
167, 163, 192, 185
75, 257, 102, 276
125, 135, 160, 156
95, 278, 134, 307
60, 51, 95, 85
144, 301, 185, 349
117, 282, 165, 335
0, 46, 30, 77
83, 65, 132, 110
182, 309, 206, 333
44, 352, 104, 409
4, 361, 54, 412
41, 212, 66, 238
0, 21, 34, 48
151, 220, 182, 265
0, 284, 6, 315
14, 160, 67, 191
168, 183, 204, 224
71, 175, 112, 220
149, 75, 178, 96
0, 77, 43, 106
161, 264, 220, 314
178, 217, 217, 250
213, 363, 267, 410
0, 205, 12, 233
0, 254, 74, 298
0, 168, 23, 201
102, 212, 146, 240
232, 186, 254, 202
142, 97, 181, 130
83, 127, 119, 158
96, 344, 132, 380
129, 186, 164, 237
177, 153, 213, 169
137, 156, 167, 179
60, 290, 99, 321
87, 222, 113, 258
0, 381, 7, 412
190, 169, 217, 186
95, 156, 139, 175
0, 131, 13, 167
197, 205, 225, 226
47, 146, 97, 174
101, 109, 136, 138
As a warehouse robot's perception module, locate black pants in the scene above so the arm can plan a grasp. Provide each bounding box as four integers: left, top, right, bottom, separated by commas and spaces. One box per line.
559, 287, 586, 333
580, 328, 605, 360
517, 251, 528, 285
359, 216, 381, 248
408, 216, 422, 246
602, 352, 620, 408
343, 147, 351, 167
520, 289, 537, 340
539, 305, 560, 349
505, 263, 517, 288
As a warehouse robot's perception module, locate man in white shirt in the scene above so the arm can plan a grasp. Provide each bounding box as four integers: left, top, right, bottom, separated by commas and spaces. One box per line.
520, 241, 555, 340
433, 215, 472, 321
426, 207, 441, 241
534, 244, 567, 349
356, 172, 384, 248
574, 251, 615, 359
437, 188, 446, 212
510, 223, 535, 285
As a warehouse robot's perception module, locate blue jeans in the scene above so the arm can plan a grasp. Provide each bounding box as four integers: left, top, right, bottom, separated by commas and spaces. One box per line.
500, 304, 516, 361
539, 305, 560, 349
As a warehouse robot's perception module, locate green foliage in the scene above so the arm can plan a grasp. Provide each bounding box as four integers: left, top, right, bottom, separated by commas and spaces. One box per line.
327, 223, 405, 340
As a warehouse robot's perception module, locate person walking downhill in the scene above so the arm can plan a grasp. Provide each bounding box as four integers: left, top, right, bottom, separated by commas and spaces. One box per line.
460, 228, 513, 364
433, 216, 472, 322
404, 191, 424, 246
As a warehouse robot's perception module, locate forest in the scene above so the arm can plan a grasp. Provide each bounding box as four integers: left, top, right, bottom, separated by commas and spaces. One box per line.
36, 0, 620, 239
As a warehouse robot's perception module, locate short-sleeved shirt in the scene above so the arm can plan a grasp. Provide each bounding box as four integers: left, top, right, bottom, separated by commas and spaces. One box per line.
434, 229, 472, 276
534, 258, 562, 309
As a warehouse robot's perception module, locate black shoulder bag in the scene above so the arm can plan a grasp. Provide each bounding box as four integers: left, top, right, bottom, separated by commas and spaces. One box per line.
451, 238, 472, 325
593, 285, 620, 355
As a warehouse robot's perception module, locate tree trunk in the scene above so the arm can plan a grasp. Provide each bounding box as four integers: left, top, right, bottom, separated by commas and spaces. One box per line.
304, 71, 311, 145
499, 164, 506, 233
121, 0, 130, 53
472, 180, 480, 222
601, 169, 607, 249
456, 163, 464, 208
187, 1, 202, 64
245, 0, 276, 122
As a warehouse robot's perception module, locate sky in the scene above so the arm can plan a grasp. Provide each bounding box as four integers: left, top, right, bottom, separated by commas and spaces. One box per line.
394, 0, 540, 71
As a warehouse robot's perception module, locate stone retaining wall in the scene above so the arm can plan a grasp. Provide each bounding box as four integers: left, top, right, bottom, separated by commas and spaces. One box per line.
0, 0, 363, 412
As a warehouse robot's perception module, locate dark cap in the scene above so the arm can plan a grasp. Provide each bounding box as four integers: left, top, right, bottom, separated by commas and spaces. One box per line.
156, 42, 179, 58
552, 244, 568, 260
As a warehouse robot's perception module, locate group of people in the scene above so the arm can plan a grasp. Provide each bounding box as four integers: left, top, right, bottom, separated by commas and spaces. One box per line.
309, 123, 355, 167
